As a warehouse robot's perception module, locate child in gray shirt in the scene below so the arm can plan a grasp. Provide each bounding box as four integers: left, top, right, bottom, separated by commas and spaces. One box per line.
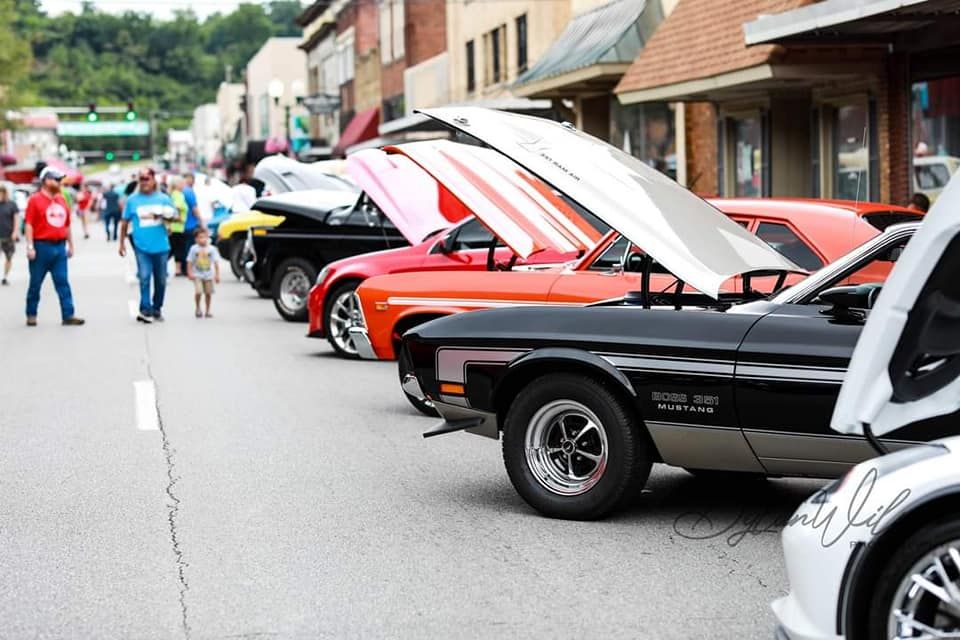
186, 228, 221, 317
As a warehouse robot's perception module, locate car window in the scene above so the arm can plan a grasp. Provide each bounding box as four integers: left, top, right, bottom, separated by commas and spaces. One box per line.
863, 211, 923, 231
915, 163, 951, 189
588, 236, 629, 270
329, 196, 396, 230
755, 222, 823, 271
447, 218, 495, 251
806, 238, 909, 305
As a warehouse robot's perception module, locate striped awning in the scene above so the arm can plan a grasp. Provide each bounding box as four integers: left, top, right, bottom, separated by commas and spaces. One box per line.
513, 0, 662, 97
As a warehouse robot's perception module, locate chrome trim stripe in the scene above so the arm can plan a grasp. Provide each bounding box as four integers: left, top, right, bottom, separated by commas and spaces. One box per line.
646, 420, 739, 431
387, 297, 580, 308
603, 354, 735, 376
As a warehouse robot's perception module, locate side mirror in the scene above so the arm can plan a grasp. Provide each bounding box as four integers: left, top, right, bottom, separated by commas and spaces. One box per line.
883, 245, 904, 263
819, 285, 880, 315
434, 237, 451, 254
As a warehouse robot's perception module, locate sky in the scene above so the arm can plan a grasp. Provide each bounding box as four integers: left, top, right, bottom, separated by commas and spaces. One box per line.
40, 0, 274, 20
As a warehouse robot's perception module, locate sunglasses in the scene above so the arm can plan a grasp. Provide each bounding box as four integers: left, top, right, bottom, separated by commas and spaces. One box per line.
138, 175, 153, 181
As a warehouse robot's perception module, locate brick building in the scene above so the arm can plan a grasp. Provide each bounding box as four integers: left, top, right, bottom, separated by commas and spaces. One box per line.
616, 0, 960, 205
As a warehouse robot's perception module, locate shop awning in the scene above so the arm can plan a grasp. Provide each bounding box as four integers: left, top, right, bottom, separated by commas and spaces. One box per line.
513, 0, 661, 98
615, 0, 813, 104
333, 107, 380, 157
377, 98, 554, 136
744, 0, 960, 46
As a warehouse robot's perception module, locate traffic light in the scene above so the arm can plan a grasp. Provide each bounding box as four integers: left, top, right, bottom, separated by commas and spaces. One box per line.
125, 101, 137, 121
86, 103, 99, 122
131, 152, 141, 161
105, 151, 115, 161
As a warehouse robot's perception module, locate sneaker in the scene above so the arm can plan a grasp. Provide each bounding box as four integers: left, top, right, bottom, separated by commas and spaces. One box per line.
152, 314, 165, 322
195, 309, 202, 318
1, 278, 7, 286
62, 317, 85, 326
204, 312, 213, 318
26, 316, 37, 326
136, 312, 153, 324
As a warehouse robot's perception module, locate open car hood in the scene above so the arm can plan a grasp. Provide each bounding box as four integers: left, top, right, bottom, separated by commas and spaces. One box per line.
388, 140, 601, 257
417, 107, 800, 297
252, 188, 360, 221
254, 155, 356, 194
346, 148, 471, 244
832, 172, 960, 436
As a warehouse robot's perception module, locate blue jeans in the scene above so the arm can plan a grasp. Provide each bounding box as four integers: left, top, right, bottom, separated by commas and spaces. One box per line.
26, 240, 75, 320
135, 250, 169, 315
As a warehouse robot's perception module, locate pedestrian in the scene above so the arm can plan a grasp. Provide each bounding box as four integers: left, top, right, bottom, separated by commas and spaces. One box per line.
168, 176, 189, 275
186, 227, 221, 318
0, 185, 19, 285
101, 183, 122, 241
908, 192, 931, 213
119, 168, 178, 323
76, 183, 93, 239
24, 167, 85, 327
181, 172, 203, 262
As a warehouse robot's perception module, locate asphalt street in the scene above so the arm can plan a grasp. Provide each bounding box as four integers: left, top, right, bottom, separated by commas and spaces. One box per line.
1, 236, 826, 639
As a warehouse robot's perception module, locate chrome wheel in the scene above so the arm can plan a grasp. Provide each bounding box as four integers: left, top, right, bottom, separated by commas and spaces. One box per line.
888, 539, 960, 639
279, 269, 309, 313
328, 290, 362, 356
524, 400, 608, 496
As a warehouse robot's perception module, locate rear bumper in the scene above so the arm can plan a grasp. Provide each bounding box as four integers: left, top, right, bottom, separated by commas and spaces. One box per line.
348, 327, 378, 359
307, 284, 325, 338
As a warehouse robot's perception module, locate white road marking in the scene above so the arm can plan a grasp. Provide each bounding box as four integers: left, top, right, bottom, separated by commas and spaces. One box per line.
134, 380, 159, 431
128, 299, 139, 319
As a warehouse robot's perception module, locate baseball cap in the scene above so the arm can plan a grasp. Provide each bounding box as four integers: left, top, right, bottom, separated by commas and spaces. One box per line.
39, 166, 66, 182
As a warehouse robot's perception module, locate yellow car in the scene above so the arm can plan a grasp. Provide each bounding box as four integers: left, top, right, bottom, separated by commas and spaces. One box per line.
217, 210, 285, 279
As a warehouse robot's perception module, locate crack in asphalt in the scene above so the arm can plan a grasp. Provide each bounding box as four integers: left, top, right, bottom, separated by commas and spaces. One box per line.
144, 330, 192, 639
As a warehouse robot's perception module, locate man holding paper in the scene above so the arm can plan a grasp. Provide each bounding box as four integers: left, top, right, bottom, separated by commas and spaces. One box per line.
119, 167, 180, 323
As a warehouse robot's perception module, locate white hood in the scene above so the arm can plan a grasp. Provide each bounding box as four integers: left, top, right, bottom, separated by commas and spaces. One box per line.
832, 172, 960, 435
417, 107, 800, 298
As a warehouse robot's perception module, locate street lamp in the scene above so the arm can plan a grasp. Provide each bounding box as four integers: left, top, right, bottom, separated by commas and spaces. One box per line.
267, 79, 306, 155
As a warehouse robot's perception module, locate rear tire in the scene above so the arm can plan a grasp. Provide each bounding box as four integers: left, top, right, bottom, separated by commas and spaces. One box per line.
228, 240, 245, 280
502, 373, 650, 520
324, 281, 362, 359
271, 258, 317, 322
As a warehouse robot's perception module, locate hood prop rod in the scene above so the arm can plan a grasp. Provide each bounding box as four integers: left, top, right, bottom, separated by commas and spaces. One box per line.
863, 423, 889, 455
673, 279, 685, 310
641, 255, 653, 309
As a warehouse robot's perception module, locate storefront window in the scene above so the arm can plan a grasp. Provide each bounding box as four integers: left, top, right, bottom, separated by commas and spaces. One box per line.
732, 116, 763, 197
609, 101, 676, 179
833, 103, 870, 201
911, 77, 960, 201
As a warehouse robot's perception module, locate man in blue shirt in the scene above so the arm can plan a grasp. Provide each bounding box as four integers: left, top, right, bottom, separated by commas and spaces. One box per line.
119, 168, 179, 323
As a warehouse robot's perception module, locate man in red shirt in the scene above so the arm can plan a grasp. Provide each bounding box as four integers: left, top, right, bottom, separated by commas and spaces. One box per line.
24, 166, 85, 326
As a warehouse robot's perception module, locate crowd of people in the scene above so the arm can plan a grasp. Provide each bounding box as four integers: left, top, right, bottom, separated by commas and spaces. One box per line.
4, 166, 225, 326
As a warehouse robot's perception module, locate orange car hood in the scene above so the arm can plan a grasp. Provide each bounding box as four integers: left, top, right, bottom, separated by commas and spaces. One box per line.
417, 107, 800, 298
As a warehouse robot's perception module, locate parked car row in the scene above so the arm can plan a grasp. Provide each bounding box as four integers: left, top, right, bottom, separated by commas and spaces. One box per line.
226, 107, 959, 640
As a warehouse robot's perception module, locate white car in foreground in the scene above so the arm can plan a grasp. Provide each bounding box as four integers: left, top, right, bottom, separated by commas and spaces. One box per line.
773, 172, 960, 640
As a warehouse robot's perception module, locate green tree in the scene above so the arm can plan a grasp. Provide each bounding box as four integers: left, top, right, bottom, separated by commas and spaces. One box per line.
0, 0, 35, 126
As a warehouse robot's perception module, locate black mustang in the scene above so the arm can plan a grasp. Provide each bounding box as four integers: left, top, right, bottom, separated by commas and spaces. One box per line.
390, 107, 957, 521
243, 189, 408, 321
402, 222, 960, 520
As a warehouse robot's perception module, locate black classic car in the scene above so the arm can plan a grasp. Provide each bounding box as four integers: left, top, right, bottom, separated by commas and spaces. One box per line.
399, 107, 951, 520
243, 189, 410, 321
